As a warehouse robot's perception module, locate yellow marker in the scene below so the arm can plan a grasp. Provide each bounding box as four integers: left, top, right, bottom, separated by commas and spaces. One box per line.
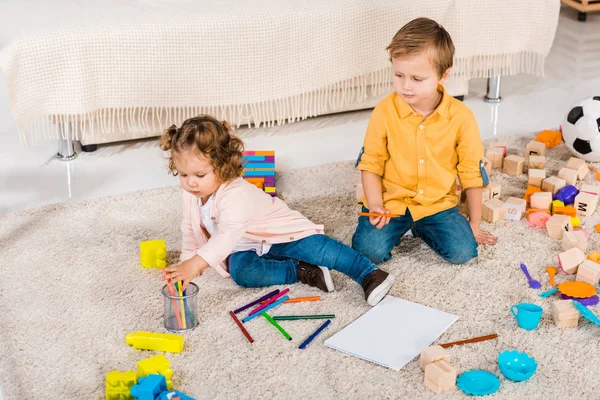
176, 281, 187, 329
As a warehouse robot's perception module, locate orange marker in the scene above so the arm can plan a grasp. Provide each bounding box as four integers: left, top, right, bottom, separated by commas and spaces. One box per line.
284, 296, 321, 303
358, 212, 400, 218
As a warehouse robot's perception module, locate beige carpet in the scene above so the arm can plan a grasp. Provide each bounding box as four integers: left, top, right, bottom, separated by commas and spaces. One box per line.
3, 134, 600, 399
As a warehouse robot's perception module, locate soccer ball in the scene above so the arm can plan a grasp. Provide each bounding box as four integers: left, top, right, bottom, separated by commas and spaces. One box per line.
562, 96, 600, 162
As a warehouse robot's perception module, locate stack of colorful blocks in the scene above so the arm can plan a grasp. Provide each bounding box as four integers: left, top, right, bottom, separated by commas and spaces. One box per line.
242, 151, 276, 196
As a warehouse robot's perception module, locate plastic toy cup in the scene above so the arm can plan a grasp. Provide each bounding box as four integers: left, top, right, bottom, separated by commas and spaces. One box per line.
510, 303, 543, 330
161, 282, 199, 332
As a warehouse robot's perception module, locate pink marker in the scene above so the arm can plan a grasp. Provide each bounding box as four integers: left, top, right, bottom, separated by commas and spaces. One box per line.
249, 288, 290, 315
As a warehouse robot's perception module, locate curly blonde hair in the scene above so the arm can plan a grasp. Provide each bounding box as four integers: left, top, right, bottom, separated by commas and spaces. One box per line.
159, 115, 244, 182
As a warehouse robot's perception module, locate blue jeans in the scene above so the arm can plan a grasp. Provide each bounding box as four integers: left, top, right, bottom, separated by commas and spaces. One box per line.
228, 234, 377, 288
352, 207, 478, 265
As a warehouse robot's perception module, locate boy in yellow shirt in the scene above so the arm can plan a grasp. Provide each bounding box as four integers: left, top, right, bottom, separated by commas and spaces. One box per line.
352, 17, 497, 265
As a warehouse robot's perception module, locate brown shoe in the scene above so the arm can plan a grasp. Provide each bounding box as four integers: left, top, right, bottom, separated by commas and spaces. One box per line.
362, 269, 395, 306
296, 262, 335, 292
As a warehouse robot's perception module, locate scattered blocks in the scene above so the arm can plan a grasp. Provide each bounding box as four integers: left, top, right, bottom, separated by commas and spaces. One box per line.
525, 140, 546, 160
528, 169, 546, 187
552, 300, 579, 328
137, 355, 174, 390
424, 360, 457, 394
131, 374, 167, 400
536, 130, 562, 148
546, 214, 572, 240
576, 260, 600, 286
541, 176, 566, 195
566, 157, 588, 179
486, 148, 504, 169
528, 155, 547, 170
505, 197, 527, 220
561, 230, 588, 252
419, 345, 449, 371
503, 155, 525, 176
106, 370, 137, 400
530, 192, 553, 211
524, 185, 541, 204
558, 167, 578, 186
574, 192, 598, 216
558, 247, 586, 274
489, 182, 502, 200
140, 240, 167, 269
483, 199, 506, 223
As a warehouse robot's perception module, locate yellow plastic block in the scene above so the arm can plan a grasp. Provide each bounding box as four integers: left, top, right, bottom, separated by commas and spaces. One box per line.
137, 354, 173, 390
551, 200, 564, 215
571, 217, 581, 228
264, 187, 276, 193
126, 331, 184, 353
254, 150, 275, 156
106, 370, 136, 400
140, 240, 167, 269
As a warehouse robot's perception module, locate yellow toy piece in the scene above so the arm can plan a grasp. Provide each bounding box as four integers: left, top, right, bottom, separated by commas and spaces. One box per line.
536, 130, 562, 148
137, 354, 173, 390
571, 217, 581, 228
551, 200, 564, 215
106, 370, 136, 400
589, 252, 600, 264
557, 281, 597, 298
126, 331, 184, 353
140, 240, 167, 268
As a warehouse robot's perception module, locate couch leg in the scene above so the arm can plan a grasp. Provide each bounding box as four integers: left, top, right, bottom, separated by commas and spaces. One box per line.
81, 144, 98, 152
578, 12, 587, 22
484, 75, 502, 103
56, 123, 78, 161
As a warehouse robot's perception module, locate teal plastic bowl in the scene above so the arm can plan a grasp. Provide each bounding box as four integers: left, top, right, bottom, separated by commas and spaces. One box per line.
498, 350, 538, 382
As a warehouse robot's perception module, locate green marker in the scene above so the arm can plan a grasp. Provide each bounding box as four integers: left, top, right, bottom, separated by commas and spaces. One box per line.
272, 314, 335, 321
262, 312, 292, 340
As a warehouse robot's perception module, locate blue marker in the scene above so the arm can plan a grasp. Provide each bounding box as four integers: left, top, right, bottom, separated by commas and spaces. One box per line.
299, 319, 331, 349
242, 296, 289, 323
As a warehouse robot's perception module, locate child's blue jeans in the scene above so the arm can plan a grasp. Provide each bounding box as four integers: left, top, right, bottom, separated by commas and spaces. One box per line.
228, 234, 377, 288
352, 206, 478, 265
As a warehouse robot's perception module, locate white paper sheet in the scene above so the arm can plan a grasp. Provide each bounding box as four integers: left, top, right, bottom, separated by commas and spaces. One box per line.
324, 296, 459, 371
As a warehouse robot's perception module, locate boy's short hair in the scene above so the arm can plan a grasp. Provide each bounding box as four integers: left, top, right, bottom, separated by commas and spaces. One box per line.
386, 17, 455, 78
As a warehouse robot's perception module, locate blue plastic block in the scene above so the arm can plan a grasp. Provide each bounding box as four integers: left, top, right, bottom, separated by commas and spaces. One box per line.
131, 374, 167, 400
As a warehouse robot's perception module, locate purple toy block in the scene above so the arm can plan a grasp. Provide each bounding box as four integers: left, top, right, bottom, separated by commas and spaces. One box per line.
265, 156, 275, 162
264, 177, 275, 185
131, 374, 166, 400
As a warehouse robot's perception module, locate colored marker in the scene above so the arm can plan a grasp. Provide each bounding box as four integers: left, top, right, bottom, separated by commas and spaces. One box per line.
249, 288, 290, 315
242, 296, 289, 323
262, 312, 292, 340
166, 280, 183, 329
182, 288, 196, 326
273, 314, 335, 321
229, 311, 254, 343
284, 296, 320, 303
299, 320, 331, 349
233, 289, 280, 314
176, 281, 187, 329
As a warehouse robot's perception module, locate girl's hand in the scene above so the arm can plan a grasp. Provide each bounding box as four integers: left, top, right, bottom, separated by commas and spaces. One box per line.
161, 255, 204, 291
368, 205, 393, 230
470, 221, 497, 245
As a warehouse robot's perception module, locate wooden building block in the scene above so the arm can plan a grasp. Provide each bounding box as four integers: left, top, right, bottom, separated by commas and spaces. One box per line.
528, 155, 547, 170
580, 184, 600, 197
486, 148, 504, 169
525, 140, 546, 160
558, 247, 586, 274
524, 185, 541, 204
482, 157, 492, 177
541, 176, 566, 195
561, 230, 588, 252
558, 167, 578, 186
482, 199, 506, 223
419, 346, 449, 371
505, 197, 527, 220
566, 157, 588, 179
528, 169, 546, 187
503, 155, 525, 176
546, 214, 572, 240
481, 187, 491, 203
574, 192, 598, 216
551, 300, 579, 328
489, 182, 501, 200
576, 260, 600, 286
424, 360, 457, 394
530, 192, 552, 211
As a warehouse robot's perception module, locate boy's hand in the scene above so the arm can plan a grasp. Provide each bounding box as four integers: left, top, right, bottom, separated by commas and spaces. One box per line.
368, 205, 393, 229
161, 255, 206, 291
470, 221, 497, 245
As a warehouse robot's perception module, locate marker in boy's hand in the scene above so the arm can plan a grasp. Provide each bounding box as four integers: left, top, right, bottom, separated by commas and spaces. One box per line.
366, 206, 394, 229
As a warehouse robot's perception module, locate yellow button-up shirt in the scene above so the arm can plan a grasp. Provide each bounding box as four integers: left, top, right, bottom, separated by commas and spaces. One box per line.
356, 86, 486, 221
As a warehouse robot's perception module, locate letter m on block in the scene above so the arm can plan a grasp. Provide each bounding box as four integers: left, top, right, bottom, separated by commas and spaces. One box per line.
578, 202, 588, 213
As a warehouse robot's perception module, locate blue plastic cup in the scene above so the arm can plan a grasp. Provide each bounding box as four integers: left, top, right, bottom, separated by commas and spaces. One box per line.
510, 303, 543, 330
